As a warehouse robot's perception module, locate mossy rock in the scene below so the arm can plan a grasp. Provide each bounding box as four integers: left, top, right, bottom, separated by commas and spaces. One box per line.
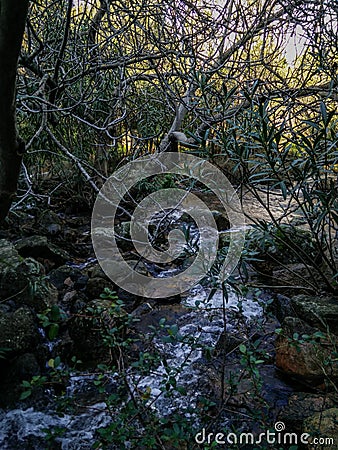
0, 240, 57, 311
15, 235, 70, 267
291, 294, 338, 335
304, 408, 338, 449
0, 307, 41, 356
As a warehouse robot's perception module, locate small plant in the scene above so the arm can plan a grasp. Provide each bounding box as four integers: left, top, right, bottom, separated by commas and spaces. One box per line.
42, 426, 66, 449
20, 375, 48, 400
37, 304, 67, 340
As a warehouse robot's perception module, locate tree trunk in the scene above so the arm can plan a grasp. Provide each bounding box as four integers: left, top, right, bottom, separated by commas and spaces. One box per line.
0, 0, 29, 222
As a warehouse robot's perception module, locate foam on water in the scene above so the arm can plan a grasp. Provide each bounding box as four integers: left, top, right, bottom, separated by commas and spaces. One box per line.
130, 285, 262, 416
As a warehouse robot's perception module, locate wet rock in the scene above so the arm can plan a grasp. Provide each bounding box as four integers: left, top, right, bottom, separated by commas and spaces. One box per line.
0, 307, 41, 356
37, 210, 62, 235
0, 353, 41, 407
61, 290, 78, 308
73, 274, 88, 290
270, 263, 325, 294
92, 223, 133, 252
15, 235, 70, 269
116, 287, 141, 312
213, 331, 243, 355
304, 408, 338, 449
269, 294, 294, 323
218, 231, 231, 248
131, 303, 189, 335
126, 259, 149, 276
48, 265, 83, 290
115, 221, 132, 251
291, 294, 338, 335
275, 317, 338, 384
0, 238, 18, 261
88, 263, 108, 280
246, 224, 320, 268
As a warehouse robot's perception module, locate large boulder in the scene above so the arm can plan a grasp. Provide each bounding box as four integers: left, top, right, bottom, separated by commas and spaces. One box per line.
290, 294, 338, 335
278, 393, 337, 434
0, 240, 57, 312
15, 235, 70, 269
275, 317, 338, 383
246, 224, 321, 268
304, 408, 338, 450
211, 210, 230, 231
36, 210, 62, 236
85, 277, 116, 300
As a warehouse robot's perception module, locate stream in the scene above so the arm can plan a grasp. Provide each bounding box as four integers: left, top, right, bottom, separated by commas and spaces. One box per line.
0, 285, 274, 449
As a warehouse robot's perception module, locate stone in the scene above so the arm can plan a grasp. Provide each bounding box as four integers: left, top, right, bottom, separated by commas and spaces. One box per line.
88, 263, 109, 280
115, 222, 133, 251
213, 331, 243, 355
131, 303, 189, 336
8, 353, 41, 382
291, 294, 338, 335
15, 235, 70, 269
126, 259, 149, 276
271, 263, 326, 294
275, 317, 338, 383
0, 307, 41, 356
218, 231, 232, 249
246, 224, 320, 267
278, 393, 338, 434
269, 294, 294, 323
92, 223, 133, 252
0, 240, 57, 312
48, 265, 83, 290
304, 408, 338, 449
37, 210, 62, 236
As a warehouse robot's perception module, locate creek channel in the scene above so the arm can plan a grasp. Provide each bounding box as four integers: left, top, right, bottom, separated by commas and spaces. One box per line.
0, 208, 295, 449
0, 282, 295, 449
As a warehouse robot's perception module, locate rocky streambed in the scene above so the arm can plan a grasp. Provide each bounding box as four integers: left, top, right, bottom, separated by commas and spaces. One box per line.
0, 206, 337, 449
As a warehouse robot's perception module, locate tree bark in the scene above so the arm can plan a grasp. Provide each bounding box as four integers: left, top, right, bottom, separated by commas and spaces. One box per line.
0, 0, 29, 222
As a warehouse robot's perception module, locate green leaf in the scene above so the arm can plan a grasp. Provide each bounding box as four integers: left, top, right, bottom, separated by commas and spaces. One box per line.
280, 181, 287, 200
48, 358, 55, 368
20, 390, 32, 400
304, 120, 320, 130
54, 356, 61, 368
176, 386, 187, 395
320, 101, 327, 124
48, 323, 59, 340
50, 304, 61, 322
239, 344, 247, 354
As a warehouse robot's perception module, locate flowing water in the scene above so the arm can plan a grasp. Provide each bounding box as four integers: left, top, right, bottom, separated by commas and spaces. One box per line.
0, 285, 264, 449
